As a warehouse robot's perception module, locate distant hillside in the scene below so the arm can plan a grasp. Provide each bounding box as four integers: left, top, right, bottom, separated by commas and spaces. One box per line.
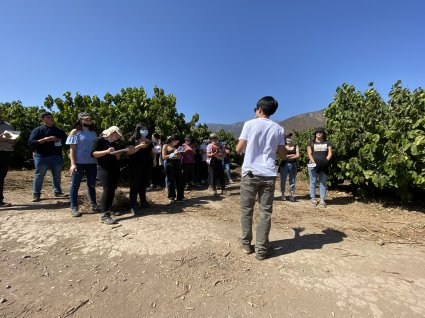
279, 109, 326, 134
207, 109, 326, 137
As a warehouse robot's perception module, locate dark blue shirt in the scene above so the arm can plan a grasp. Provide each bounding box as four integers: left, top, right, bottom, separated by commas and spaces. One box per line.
28, 125, 67, 157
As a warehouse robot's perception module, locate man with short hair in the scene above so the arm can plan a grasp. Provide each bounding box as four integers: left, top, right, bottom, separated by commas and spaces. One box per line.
28, 112, 67, 202
0, 110, 16, 207
236, 96, 286, 260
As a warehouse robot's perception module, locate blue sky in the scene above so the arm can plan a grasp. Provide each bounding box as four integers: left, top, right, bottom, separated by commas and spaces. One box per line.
1, 0, 424, 124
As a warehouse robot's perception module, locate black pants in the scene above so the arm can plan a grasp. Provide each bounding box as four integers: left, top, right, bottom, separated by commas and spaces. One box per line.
129, 165, 151, 207
0, 152, 12, 203
182, 163, 197, 186
97, 167, 120, 213
210, 158, 225, 191
165, 161, 184, 200
151, 155, 165, 187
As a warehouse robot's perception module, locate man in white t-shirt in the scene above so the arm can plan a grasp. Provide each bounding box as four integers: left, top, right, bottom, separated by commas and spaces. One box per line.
235, 96, 286, 260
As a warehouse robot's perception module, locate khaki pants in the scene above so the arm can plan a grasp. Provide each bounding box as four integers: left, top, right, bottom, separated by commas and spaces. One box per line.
240, 174, 276, 253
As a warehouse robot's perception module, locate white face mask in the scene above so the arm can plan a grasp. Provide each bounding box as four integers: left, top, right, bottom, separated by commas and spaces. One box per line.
286, 139, 293, 145
139, 129, 149, 137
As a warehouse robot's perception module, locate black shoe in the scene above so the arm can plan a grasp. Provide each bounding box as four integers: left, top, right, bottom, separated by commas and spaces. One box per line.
100, 213, 117, 225
140, 202, 151, 208
54, 192, 69, 198
0, 202, 12, 207
110, 211, 121, 216
131, 207, 142, 215
32, 194, 41, 202
90, 204, 101, 213
255, 249, 272, 261
239, 242, 254, 255
71, 207, 82, 217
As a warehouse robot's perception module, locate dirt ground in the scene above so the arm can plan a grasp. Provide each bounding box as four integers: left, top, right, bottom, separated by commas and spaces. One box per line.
1, 170, 424, 318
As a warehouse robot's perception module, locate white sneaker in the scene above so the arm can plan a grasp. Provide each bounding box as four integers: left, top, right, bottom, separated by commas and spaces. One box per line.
281, 194, 286, 201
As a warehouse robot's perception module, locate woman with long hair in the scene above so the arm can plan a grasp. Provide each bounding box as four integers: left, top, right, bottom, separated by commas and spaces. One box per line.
307, 127, 333, 208
127, 123, 155, 215
66, 112, 99, 217
162, 135, 185, 203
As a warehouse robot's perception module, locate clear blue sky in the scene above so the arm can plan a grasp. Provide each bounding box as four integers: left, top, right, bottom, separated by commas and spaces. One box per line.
1, 0, 424, 124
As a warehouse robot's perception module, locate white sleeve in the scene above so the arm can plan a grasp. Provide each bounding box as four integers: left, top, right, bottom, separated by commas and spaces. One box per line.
239, 122, 249, 141
278, 127, 285, 146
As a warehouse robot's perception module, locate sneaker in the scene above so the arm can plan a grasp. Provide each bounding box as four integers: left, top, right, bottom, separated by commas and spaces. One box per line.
310, 199, 317, 206
90, 204, 101, 213
54, 192, 69, 198
319, 200, 327, 208
169, 198, 176, 204
32, 194, 41, 202
140, 202, 151, 208
0, 201, 12, 207
239, 242, 254, 255
110, 211, 121, 216
71, 207, 82, 217
255, 249, 272, 261
213, 190, 218, 196
100, 213, 117, 225
131, 207, 142, 215
289, 195, 296, 202
176, 197, 187, 202
281, 194, 286, 201
229, 179, 234, 184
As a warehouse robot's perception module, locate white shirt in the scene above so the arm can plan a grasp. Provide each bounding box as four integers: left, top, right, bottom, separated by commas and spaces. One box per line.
239, 118, 285, 177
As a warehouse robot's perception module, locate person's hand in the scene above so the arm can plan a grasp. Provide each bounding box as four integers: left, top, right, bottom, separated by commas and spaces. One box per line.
69, 164, 77, 176
108, 147, 115, 154
49, 136, 58, 142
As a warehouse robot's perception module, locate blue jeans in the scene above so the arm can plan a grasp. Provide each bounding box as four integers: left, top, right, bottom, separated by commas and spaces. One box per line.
70, 164, 97, 208
33, 155, 64, 195
224, 162, 232, 180
280, 162, 297, 194
308, 166, 327, 200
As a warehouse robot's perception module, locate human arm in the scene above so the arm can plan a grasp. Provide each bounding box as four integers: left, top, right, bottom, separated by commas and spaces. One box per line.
285, 146, 300, 160
235, 139, 247, 155
307, 144, 315, 163
327, 146, 333, 161
277, 145, 287, 160
127, 140, 150, 155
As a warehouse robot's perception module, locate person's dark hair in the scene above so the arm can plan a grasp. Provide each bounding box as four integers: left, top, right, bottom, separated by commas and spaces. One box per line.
40, 112, 53, 119
256, 96, 278, 116
130, 122, 148, 141
73, 116, 97, 131
152, 133, 160, 140
165, 134, 180, 144
311, 130, 327, 142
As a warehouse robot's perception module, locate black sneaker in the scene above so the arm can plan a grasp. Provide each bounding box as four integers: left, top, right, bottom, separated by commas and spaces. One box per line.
71, 207, 82, 217
32, 194, 41, 202
255, 249, 272, 261
239, 242, 254, 255
0, 201, 12, 207
90, 204, 101, 213
131, 207, 142, 215
100, 213, 117, 225
54, 192, 69, 198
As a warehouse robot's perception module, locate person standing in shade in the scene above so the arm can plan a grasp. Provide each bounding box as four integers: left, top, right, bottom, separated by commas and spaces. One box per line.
92, 126, 124, 225
0, 110, 16, 207
223, 142, 234, 183
198, 139, 209, 185
151, 133, 165, 189
279, 133, 300, 202
28, 112, 67, 202
307, 127, 332, 208
66, 112, 99, 217
207, 133, 226, 195
162, 135, 185, 203
236, 96, 286, 261
127, 123, 155, 215
181, 134, 197, 189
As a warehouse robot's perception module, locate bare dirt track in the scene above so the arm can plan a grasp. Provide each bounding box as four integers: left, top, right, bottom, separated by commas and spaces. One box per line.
1, 170, 425, 318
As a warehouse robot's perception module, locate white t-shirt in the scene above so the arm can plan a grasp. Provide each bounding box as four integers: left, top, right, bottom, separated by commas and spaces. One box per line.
239, 118, 285, 177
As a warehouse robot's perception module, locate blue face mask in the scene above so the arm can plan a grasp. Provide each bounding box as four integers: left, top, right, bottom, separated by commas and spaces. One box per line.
139, 129, 148, 137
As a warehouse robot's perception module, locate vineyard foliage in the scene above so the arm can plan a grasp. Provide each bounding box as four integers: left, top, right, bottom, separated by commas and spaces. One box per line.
1, 86, 237, 168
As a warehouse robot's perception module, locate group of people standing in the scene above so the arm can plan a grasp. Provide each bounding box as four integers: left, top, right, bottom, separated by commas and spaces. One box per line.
1, 96, 333, 261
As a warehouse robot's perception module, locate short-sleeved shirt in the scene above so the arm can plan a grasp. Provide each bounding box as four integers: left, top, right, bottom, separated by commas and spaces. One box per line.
127, 139, 154, 167
309, 140, 332, 161
239, 118, 285, 177
206, 143, 223, 164
66, 130, 97, 164
91, 137, 120, 171
181, 143, 195, 164
0, 120, 15, 152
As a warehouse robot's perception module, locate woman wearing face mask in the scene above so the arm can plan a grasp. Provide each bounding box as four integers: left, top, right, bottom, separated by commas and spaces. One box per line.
92, 126, 125, 224
127, 123, 155, 215
279, 133, 300, 202
66, 112, 99, 217
162, 135, 185, 203
307, 127, 333, 208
